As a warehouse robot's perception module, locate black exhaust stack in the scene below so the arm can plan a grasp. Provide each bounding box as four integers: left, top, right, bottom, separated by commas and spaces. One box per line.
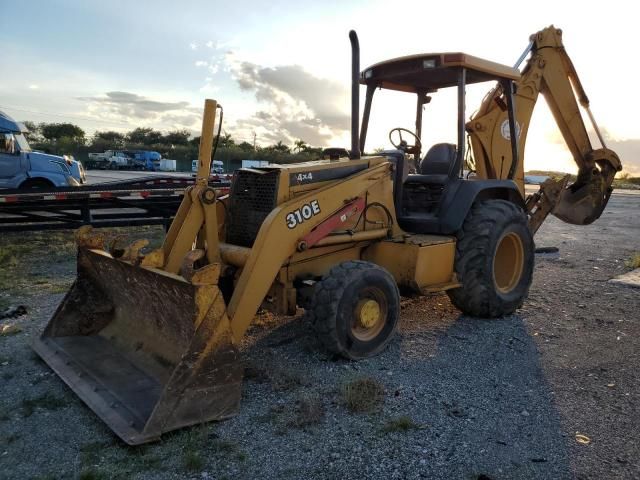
349, 30, 360, 159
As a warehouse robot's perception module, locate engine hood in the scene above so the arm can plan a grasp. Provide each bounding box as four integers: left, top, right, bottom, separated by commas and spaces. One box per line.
26, 151, 72, 175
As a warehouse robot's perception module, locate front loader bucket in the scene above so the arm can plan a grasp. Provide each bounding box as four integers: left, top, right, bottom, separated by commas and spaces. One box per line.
33, 248, 243, 445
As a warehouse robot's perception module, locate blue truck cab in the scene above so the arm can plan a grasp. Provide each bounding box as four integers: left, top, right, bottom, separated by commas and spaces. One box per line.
125, 150, 162, 171
0, 111, 86, 189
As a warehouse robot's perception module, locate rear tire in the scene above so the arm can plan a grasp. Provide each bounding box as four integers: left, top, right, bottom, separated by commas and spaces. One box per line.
308, 260, 400, 359
447, 199, 534, 317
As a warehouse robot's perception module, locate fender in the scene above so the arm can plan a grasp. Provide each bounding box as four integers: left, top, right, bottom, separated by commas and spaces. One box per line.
437, 179, 524, 234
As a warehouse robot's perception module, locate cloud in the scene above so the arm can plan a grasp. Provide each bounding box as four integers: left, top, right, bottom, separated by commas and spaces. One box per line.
199, 82, 220, 94
226, 57, 349, 146
605, 136, 640, 175
204, 39, 232, 51
547, 128, 640, 175
77, 91, 199, 131
195, 58, 222, 77
79, 91, 190, 118
28, 84, 39, 90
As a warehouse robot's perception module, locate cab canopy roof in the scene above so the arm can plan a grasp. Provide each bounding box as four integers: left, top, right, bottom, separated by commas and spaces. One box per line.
360, 52, 520, 93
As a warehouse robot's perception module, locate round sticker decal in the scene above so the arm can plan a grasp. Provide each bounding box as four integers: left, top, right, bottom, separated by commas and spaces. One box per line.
501, 119, 521, 140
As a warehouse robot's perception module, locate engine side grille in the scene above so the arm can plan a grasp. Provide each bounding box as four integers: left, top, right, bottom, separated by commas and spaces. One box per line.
401, 182, 445, 215
226, 170, 279, 247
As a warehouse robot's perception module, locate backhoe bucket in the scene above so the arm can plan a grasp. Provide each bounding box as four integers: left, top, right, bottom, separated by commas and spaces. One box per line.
33, 248, 243, 445
552, 174, 612, 225
552, 152, 621, 225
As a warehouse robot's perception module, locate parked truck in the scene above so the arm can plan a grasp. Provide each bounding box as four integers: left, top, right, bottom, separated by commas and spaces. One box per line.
0, 110, 86, 189
124, 150, 162, 171
192, 159, 223, 173
86, 150, 163, 171
86, 150, 134, 170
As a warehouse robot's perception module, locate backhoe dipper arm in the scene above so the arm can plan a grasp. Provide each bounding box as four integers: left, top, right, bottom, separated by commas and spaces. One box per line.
467, 26, 622, 228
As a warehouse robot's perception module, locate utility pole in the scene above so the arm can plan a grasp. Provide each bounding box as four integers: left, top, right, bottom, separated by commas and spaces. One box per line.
252, 131, 257, 151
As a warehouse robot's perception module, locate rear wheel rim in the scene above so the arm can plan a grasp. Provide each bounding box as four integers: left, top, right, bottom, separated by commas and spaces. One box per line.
493, 232, 524, 294
351, 286, 388, 341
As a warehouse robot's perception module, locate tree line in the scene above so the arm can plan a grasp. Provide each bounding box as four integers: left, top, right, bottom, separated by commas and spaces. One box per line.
22, 121, 326, 167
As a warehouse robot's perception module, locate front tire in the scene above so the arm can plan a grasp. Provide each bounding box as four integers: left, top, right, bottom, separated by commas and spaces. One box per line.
308, 261, 400, 359
447, 199, 534, 317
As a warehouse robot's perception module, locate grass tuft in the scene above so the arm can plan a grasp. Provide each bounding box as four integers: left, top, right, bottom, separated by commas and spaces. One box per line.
381, 415, 422, 433
0, 407, 10, 422
288, 394, 324, 428
175, 425, 208, 472
21, 393, 67, 417
341, 377, 385, 413
625, 252, 640, 269
268, 366, 303, 391
183, 450, 204, 471
78, 469, 109, 480
0, 323, 23, 337
80, 441, 107, 466
211, 439, 240, 454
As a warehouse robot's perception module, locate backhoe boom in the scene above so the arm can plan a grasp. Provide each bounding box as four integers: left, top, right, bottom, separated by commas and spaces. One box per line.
468, 26, 621, 229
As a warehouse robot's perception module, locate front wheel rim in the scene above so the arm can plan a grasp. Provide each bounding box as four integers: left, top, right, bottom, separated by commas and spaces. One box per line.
351, 287, 388, 341
493, 232, 525, 294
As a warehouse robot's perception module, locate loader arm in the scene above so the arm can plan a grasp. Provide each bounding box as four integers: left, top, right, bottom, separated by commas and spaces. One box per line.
226, 161, 393, 342
467, 26, 622, 229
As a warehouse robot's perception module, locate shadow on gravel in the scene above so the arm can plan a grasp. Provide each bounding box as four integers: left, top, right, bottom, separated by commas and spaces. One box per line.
1, 301, 573, 480
242, 311, 573, 480
408, 314, 573, 479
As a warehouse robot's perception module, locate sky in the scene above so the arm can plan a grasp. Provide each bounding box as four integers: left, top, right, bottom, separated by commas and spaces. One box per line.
0, 0, 638, 174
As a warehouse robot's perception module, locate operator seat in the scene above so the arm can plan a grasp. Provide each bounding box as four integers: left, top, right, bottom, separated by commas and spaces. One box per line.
396, 143, 461, 234
417, 143, 460, 183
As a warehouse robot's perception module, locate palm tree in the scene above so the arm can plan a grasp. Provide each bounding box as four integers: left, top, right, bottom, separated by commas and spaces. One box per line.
220, 131, 235, 148
273, 141, 291, 153
294, 139, 308, 153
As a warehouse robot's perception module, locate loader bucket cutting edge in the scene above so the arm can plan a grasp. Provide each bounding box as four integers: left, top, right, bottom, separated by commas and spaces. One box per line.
32, 248, 243, 445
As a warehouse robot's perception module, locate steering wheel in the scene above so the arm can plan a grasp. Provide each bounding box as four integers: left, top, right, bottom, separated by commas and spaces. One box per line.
388, 128, 422, 155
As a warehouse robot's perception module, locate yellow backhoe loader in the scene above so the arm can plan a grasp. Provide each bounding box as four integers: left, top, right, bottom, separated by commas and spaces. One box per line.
33, 26, 621, 444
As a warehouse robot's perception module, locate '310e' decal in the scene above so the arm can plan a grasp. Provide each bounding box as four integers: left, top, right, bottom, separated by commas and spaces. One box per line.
286, 200, 321, 229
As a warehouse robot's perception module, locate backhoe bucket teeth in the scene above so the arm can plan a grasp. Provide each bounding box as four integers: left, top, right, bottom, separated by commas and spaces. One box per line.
32, 248, 243, 445
552, 171, 613, 225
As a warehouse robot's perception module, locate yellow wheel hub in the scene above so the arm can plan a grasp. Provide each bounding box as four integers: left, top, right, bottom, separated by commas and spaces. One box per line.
351, 287, 388, 342
493, 232, 524, 294
358, 299, 381, 328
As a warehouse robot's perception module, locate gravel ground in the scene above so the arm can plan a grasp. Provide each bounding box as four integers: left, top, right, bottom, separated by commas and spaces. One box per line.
0, 192, 638, 480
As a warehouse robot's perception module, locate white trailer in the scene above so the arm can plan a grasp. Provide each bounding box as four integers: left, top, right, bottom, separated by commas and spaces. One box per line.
241, 159, 269, 169
159, 159, 177, 171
